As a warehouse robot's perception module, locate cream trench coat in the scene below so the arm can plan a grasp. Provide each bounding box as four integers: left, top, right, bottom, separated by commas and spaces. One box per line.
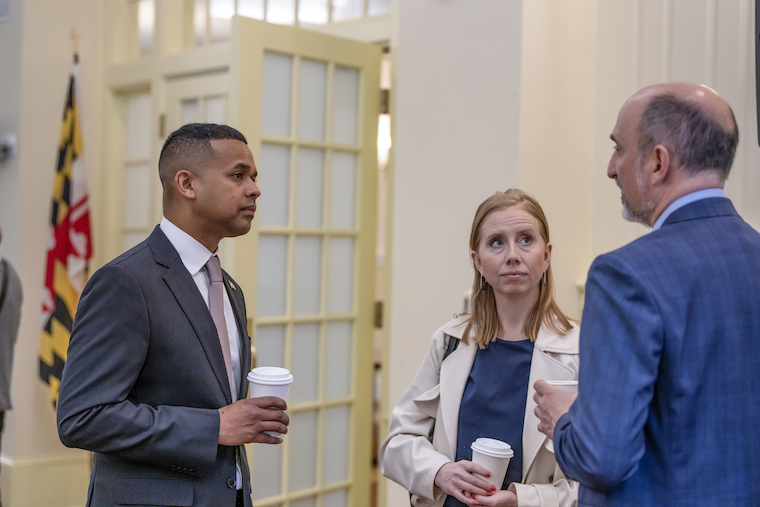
379, 315, 579, 507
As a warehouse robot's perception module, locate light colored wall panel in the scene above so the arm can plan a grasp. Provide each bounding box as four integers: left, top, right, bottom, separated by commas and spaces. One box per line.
386, 1, 524, 505
519, 0, 597, 318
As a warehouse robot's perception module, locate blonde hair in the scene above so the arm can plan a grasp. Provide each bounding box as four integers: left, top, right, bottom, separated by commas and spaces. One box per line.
463, 189, 572, 348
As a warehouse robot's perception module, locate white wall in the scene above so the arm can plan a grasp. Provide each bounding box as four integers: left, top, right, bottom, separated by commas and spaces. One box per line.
0, 1, 102, 505
385, 1, 524, 505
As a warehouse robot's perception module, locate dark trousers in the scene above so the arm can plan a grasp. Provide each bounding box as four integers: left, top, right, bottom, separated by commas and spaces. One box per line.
236, 489, 244, 507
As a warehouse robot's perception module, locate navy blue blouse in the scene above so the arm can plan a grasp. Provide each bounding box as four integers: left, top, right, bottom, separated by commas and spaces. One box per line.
443, 338, 534, 507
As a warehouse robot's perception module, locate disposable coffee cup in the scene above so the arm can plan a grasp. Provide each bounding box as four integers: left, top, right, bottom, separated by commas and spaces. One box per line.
543, 380, 578, 453
470, 438, 514, 489
546, 380, 578, 394
247, 367, 293, 437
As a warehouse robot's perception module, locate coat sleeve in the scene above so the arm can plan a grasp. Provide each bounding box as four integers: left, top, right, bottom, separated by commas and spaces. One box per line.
378, 329, 452, 503
57, 263, 221, 476
554, 253, 663, 491
510, 463, 579, 507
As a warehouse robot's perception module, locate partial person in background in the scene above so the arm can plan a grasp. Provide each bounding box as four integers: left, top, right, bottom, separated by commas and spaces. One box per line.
0, 225, 23, 507
57, 123, 289, 507
534, 83, 760, 506
380, 189, 579, 507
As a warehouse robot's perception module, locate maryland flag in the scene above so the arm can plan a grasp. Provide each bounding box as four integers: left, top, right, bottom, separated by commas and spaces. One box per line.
39, 58, 93, 406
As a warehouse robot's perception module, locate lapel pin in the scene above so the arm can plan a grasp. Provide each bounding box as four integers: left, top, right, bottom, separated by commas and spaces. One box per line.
228, 280, 236, 290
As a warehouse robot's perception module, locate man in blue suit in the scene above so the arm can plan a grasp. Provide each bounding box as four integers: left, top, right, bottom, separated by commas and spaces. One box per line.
58, 123, 289, 507
534, 82, 760, 505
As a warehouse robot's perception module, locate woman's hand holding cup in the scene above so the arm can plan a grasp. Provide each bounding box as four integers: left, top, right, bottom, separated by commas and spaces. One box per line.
434, 461, 495, 506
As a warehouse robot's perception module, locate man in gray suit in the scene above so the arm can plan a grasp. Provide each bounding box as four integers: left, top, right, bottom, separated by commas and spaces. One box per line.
0, 225, 23, 507
57, 123, 289, 507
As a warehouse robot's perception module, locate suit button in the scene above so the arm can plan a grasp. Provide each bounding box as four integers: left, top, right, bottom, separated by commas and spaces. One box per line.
226, 477, 236, 488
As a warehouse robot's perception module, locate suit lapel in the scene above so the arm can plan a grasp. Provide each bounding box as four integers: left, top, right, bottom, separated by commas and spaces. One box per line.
223, 271, 250, 401
148, 227, 234, 404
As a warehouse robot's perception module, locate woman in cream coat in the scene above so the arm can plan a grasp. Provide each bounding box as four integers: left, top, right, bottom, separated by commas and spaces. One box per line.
380, 190, 579, 507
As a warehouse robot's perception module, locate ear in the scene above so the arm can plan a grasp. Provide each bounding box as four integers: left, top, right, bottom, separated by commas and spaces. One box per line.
650, 144, 671, 185
174, 169, 197, 199
471, 249, 482, 274
544, 242, 552, 271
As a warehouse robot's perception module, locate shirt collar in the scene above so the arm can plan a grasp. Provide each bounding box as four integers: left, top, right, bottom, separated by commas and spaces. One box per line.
652, 188, 726, 231
159, 217, 216, 276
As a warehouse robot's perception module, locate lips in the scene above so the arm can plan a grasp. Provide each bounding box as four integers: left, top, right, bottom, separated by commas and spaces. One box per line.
502, 271, 527, 279
242, 204, 257, 216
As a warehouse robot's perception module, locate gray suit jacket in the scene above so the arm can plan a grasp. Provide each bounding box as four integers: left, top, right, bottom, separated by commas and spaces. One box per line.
57, 226, 253, 507
0, 257, 23, 412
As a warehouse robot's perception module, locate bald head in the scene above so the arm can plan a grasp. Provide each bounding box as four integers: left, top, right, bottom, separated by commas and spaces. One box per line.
628, 82, 738, 179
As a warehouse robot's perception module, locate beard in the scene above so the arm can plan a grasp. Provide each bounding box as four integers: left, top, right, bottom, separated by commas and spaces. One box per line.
616, 162, 654, 226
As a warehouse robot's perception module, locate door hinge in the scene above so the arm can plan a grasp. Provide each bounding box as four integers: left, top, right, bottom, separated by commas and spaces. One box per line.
159, 114, 166, 138
374, 301, 384, 329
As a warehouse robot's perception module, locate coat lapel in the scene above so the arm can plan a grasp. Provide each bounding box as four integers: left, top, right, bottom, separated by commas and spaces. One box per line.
438, 340, 477, 460
148, 226, 234, 404
521, 325, 579, 480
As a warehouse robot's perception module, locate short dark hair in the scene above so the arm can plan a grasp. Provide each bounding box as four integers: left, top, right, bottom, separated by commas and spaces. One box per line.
637, 94, 738, 178
158, 123, 247, 189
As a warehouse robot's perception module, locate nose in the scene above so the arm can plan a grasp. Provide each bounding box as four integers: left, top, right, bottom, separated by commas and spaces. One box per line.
505, 242, 520, 264
247, 180, 261, 198
607, 153, 617, 179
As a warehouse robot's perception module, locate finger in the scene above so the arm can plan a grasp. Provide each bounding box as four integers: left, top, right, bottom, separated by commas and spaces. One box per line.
251, 396, 288, 410
533, 379, 549, 394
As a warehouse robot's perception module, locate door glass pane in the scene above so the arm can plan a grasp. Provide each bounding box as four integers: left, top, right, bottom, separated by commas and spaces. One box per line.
262, 52, 293, 137
193, 0, 208, 46
181, 99, 200, 125
289, 410, 318, 491
326, 237, 354, 314
323, 489, 348, 507
268, 0, 296, 25
291, 497, 316, 507
298, 59, 327, 142
368, 0, 390, 16
257, 235, 288, 317
125, 94, 151, 160
255, 325, 285, 368
123, 232, 149, 254
331, 66, 359, 146
295, 148, 324, 228
331, 0, 363, 21
205, 95, 226, 123
293, 237, 322, 315
291, 324, 320, 403
329, 152, 357, 229
137, 0, 156, 53
323, 405, 350, 483
252, 441, 283, 500
259, 144, 290, 227
299, 0, 328, 24
209, 0, 234, 42
123, 164, 151, 228
325, 322, 351, 398
238, 0, 265, 19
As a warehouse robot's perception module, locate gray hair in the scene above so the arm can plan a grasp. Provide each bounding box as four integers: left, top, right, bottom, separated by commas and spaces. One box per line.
637, 93, 738, 178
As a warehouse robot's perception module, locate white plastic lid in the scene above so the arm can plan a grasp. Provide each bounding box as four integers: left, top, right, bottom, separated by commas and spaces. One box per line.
471, 438, 514, 458
247, 367, 293, 385
546, 380, 578, 386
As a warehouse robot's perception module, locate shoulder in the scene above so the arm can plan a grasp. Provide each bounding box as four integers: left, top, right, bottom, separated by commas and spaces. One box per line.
435, 314, 471, 341
535, 321, 579, 355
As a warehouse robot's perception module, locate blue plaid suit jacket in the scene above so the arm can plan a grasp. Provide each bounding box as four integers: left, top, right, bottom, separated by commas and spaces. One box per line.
554, 197, 760, 506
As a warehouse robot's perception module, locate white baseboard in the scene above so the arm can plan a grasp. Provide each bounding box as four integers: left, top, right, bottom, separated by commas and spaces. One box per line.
0, 453, 90, 507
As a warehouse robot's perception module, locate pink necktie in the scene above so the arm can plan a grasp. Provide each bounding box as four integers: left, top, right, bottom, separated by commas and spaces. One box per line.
205, 256, 235, 399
